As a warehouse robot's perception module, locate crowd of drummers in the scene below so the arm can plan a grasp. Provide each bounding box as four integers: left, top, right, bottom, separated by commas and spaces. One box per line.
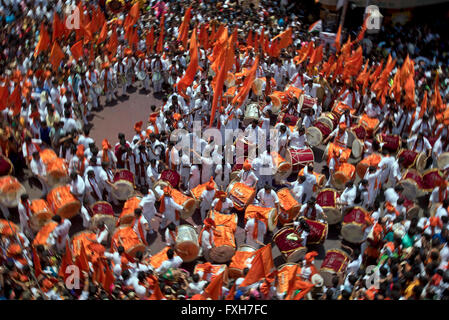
0, 0, 449, 300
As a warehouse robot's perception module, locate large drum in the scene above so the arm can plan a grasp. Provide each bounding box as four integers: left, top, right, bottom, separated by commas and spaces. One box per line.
319, 249, 350, 287
285, 86, 303, 101
32, 221, 58, 248
272, 152, 292, 181
0, 155, 13, 176
356, 153, 382, 179
0, 175, 26, 208
230, 156, 245, 182
421, 169, 446, 193
244, 205, 277, 231
269, 91, 285, 113
331, 101, 352, 119
209, 225, 236, 263
47, 185, 81, 219
398, 169, 424, 200
348, 127, 365, 158
190, 180, 218, 207
170, 188, 197, 219
153, 180, 170, 200
118, 196, 141, 226
377, 133, 401, 153
276, 263, 300, 297
303, 218, 328, 245
317, 112, 338, 131
317, 188, 341, 225
160, 169, 180, 188
437, 152, 449, 171
332, 163, 356, 190
306, 121, 332, 146
30, 199, 54, 232
277, 188, 300, 225
251, 78, 265, 97
228, 245, 257, 279
397, 149, 427, 172
298, 168, 326, 191
286, 148, 314, 173
302, 95, 317, 112
90, 201, 117, 233
175, 224, 200, 262
402, 197, 420, 220
244, 103, 260, 126
273, 227, 307, 262
341, 206, 368, 243
226, 180, 256, 211
46, 158, 69, 186
111, 169, 135, 201
209, 210, 238, 233
359, 114, 380, 138
71, 231, 100, 259
39, 149, 58, 167
111, 226, 145, 257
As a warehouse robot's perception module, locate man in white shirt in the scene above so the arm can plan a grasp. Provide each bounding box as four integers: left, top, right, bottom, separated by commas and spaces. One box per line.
238, 161, 259, 189
187, 273, 208, 296
200, 179, 216, 221
211, 191, 234, 213
299, 198, 327, 222
18, 194, 33, 237
245, 211, 267, 248
340, 181, 357, 210
139, 187, 157, 235
159, 187, 184, 229
257, 185, 280, 212
156, 248, 183, 275
30, 151, 49, 195
52, 215, 72, 253
290, 127, 308, 150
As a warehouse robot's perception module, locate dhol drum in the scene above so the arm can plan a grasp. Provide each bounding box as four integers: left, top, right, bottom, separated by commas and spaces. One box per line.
277, 188, 300, 225
303, 218, 328, 245
71, 231, 101, 259
230, 156, 245, 182
402, 197, 420, 220
282, 114, 300, 128
285, 86, 303, 101
0, 219, 19, 237
272, 151, 292, 182
170, 188, 197, 219
276, 263, 300, 297
273, 227, 307, 262
47, 185, 81, 219
356, 153, 382, 179
398, 169, 424, 200
348, 127, 365, 159
317, 188, 341, 225
269, 92, 284, 113
301, 95, 317, 112
209, 210, 238, 233
359, 114, 380, 138
437, 152, 449, 171
317, 112, 338, 131
341, 206, 368, 243
175, 224, 200, 262
319, 249, 350, 287
397, 149, 427, 172
153, 180, 170, 200
323, 142, 351, 163
209, 225, 236, 263
377, 133, 401, 153
160, 169, 180, 188
194, 263, 228, 282
332, 163, 356, 190
228, 245, 257, 279
46, 158, 69, 186
32, 221, 58, 249
39, 149, 58, 167
0, 155, 13, 176
331, 101, 353, 119
111, 169, 135, 201
90, 201, 117, 233
251, 78, 265, 97
118, 196, 141, 226
298, 168, 326, 191
0, 175, 26, 208
244, 103, 260, 126
421, 169, 446, 193
226, 180, 256, 211
30, 199, 54, 233
244, 205, 278, 231
111, 226, 145, 257
190, 180, 218, 208
286, 148, 314, 173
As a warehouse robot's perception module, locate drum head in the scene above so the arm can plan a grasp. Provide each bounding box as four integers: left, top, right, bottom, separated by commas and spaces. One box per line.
332, 172, 348, 190
112, 181, 135, 201
341, 224, 364, 244
398, 179, 418, 201
437, 152, 449, 171
91, 214, 117, 234
317, 116, 333, 131
325, 207, 342, 225
416, 153, 427, 172
175, 241, 200, 262
57, 200, 81, 219
153, 180, 170, 200
320, 270, 336, 288
252, 79, 265, 97
127, 243, 146, 257
180, 198, 197, 219
209, 245, 236, 263
352, 139, 363, 159
1, 184, 26, 208
267, 209, 278, 231
286, 247, 307, 263
306, 127, 323, 147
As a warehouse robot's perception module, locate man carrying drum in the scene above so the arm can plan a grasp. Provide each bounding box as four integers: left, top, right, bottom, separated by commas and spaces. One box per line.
256, 185, 280, 213
211, 191, 234, 214
159, 186, 184, 230
237, 160, 259, 189
199, 218, 216, 258
299, 198, 327, 223
200, 178, 216, 221
139, 187, 157, 235
244, 210, 267, 249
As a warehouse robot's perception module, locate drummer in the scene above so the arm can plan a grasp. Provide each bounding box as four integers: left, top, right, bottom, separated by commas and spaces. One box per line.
159, 186, 184, 229
405, 132, 432, 159
289, 127, 309, 150
199, 178, 216, 221
30, 151, 49, 196
323, 122, 349, 149
199, 218, 216, 258
340, 181, 357, 210
237, 160, 259, 189
256, 185, 280, 213
139, 187, 157, 235
18, 194, 33, 237
244, 210, 267, 248
211, 191, 234, 214
299, 198, 327, 223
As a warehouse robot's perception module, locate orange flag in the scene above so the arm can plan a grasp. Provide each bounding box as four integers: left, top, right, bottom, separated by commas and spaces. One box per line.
52, 12, 65, 41
419, 91, 428, 118
71, 40, 83, 61
259, 26, 265, 51
272, 27, 293, 50
146, 27, 155, 54
240, 244, 274, 287
8, 84, 22, 116
334, 24, 342, 52
247, 29, 254, 48
210, 50, 228, 127
232, 56, 259, 109
103, 263, 115, 293
34, 23, 50, 57
58, 240, 73, 281
404, 72, 416, 108
309, 44, 323, 67
97, 22, 108, 44
0, 86, 8, 111
176, 26, 198, 94
107, 27, 118, 56
198, 23, 209, 50
286, 274, 315, 300
203, 271, 224, 300
32, 246, 42, 278
225, 284, 236, 300
432, 73, 443, 112
49, 42, 65, 71
177, 6, 192, 49
156, 15, 165, 53
76, 242, 90, 273
88, 43, 95, 65
369, 62, 383, 83
355, 16, 368, 43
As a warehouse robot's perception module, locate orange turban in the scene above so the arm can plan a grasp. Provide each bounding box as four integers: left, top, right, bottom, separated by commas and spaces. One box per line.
102, 62, 110, 69
134, 121, 143, 132
215, 190, 227, 198
102, 139, 111, 150
206, 177, 215, 190
76, 144, 85, 158
305, 251, 318, 264
243, 159, 252, 171
124, 48, 132, 56
430, 217, 442, 228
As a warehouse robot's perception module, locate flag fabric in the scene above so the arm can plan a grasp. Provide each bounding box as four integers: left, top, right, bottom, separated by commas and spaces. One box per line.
432, 73, 443, 112
71, 40, 84, 61
52, 12, 65, 41
334, 24, 342, 52
177, 6, 192, 48
240, 244, 274, 287
209, 42, 230, 127
146, 27, 155, 54
225, 284, 236, 300
355, 16, 368, 43
156, 16, 165, 53
419, 91, 428, 118
107, 26, 118, 56
8, 84, 22, 116
176, 27, 198, 94
34, 23, 50, 57
148, 274, 166, 300
272, 27, 293, 50
58, 240, 73, 281
76, 242, 90, 273
103, 263, 115, 293
97, 22, 108, 44
232, 56, 259, 109
0, 86, 9, 111
198, 23, 209, 50
203, 271, 224, 300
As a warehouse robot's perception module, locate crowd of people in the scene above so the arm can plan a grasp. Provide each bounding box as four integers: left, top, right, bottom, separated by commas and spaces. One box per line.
0, 0, 449, 300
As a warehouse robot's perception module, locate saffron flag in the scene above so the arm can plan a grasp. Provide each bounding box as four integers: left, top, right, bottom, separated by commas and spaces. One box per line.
232, 56, 259, 109
176, 26, 199, 94
203, 272, 224, 300
156, 15, 165, 53
34, 23, 50, 57
334, 24, 342, 52
177, 6, 192, 49
71, 40, 83, 61
240, 244, 274, 287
